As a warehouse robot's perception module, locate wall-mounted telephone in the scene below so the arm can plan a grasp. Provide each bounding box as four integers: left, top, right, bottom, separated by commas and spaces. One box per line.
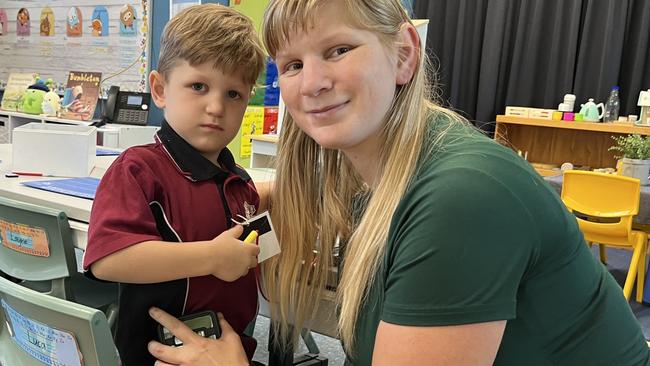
103, 86, 151, 125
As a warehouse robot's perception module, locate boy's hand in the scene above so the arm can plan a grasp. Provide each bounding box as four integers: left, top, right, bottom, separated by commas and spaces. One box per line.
210, 225, 260, 282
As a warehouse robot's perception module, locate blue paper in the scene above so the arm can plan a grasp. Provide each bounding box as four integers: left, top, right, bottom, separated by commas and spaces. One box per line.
22, 177, 100, 200
96, 148, 121, 156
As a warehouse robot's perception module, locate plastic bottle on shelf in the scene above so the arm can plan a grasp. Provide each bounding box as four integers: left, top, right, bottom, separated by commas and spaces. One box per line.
603, 86, 620, 123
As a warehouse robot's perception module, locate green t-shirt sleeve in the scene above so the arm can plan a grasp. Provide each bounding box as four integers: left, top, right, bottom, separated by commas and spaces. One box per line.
382, 160, 540, 327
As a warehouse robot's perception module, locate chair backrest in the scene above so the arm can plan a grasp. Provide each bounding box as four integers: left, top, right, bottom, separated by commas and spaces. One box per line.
561, 170, 641, 245
0, 276, 120, 366
0, 196, 77, 299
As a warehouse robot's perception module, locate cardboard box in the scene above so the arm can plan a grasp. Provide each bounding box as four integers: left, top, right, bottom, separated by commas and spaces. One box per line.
528, 108, 555, 120
99, 124, 158, 149
505, 106, 529, 118
12, 123, 96, 177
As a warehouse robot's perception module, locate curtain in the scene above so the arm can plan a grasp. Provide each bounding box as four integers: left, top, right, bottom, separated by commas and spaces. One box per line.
413, 0, 650, 134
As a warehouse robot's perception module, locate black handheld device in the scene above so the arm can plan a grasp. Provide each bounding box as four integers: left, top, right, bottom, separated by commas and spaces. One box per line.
157, 310, 221, 347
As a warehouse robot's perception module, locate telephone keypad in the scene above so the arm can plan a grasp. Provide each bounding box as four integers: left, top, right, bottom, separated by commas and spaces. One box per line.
117, 109, 148, 125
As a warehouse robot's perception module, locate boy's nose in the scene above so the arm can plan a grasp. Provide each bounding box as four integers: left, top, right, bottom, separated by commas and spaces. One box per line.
206, 98, 225, 116
299, 59, 333, 97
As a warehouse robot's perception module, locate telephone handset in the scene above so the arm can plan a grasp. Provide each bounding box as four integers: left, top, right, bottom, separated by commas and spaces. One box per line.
102, 86, 151, 125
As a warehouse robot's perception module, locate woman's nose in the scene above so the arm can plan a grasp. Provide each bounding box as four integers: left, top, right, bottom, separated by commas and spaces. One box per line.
299, 59, 333, 97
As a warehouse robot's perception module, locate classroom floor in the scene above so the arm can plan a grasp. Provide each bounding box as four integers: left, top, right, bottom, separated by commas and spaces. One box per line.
251, 246, 650, 366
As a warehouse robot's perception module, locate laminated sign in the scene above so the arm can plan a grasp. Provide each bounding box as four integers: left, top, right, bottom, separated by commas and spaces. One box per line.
0, 219, 50, 257
1, 300, 83, 366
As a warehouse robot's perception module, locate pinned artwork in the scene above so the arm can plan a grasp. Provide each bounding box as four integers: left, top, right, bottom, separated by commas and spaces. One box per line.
66, 7, 83, 37
0, 9, 8, 36
119, 4, 137, 36
90, 6, 109, 37
40, 7, 55, 36
16, 8, 30, 36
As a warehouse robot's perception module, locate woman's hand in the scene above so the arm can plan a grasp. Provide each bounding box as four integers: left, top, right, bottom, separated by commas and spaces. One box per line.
148, 307, 249, 366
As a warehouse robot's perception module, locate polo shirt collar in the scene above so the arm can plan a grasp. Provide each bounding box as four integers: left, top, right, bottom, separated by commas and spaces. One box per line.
156, 120, 251, 182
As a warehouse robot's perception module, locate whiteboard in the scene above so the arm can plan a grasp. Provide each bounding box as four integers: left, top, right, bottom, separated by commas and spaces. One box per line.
0, 0, 151, 96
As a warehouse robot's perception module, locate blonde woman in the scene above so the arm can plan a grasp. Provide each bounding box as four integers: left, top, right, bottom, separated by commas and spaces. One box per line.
148, 0, 650, 365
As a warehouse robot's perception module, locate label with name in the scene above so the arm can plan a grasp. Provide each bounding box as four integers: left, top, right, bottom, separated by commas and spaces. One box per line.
1, 299, 83, 366
0, 219, 50, 257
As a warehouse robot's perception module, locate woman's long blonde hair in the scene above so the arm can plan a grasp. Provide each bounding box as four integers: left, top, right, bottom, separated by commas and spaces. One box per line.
262, 0, 462, 355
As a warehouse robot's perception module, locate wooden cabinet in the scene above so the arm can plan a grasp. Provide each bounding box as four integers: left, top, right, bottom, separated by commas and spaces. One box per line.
494, 115, 650, 170
246, 134, 278, 169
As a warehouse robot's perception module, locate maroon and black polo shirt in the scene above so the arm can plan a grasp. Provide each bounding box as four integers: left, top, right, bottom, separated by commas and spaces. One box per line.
84, 120, 259, 365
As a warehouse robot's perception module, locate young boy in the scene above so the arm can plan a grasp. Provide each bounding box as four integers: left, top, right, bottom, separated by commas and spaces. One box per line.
82, 5, 265, 365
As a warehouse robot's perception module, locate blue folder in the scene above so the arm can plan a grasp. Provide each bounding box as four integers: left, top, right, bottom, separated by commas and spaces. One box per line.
22, 177, 100, 200
96, 148, 121, 156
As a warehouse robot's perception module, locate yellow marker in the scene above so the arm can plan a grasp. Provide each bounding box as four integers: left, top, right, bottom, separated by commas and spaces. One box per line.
243, 230, 258, 244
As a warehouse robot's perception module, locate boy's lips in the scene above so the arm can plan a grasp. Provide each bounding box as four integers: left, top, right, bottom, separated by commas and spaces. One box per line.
200, 123, 224, 131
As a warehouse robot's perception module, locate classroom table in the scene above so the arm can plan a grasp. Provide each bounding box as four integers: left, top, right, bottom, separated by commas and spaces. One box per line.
0, 143, 276, 250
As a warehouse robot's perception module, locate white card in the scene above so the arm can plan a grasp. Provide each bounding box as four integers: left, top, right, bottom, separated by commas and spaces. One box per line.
247, 211, 280, 262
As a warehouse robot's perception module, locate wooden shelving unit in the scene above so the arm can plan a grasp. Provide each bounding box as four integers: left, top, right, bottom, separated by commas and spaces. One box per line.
494, 115, 650, 169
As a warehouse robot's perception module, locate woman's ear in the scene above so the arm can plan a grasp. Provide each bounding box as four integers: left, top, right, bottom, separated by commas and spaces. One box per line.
149, 70, 166, 109
395, 23, 421, 86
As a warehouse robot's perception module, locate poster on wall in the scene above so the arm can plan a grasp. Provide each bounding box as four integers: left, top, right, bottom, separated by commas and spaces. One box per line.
39, 7, 55, 36
0, 9, 7, 36
240, 106, 265, 158
16, 8, 30, 36
0, 1, 151, 95
230, 0, 266, 34
119, 4, 137, 36
66, 7, 83, 37
90, 6, 109, 37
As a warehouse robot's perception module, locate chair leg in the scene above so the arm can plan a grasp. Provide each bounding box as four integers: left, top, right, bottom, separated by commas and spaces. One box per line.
636, 234, 648, 303
599, 244, 608, 265
624, 236, 644, 301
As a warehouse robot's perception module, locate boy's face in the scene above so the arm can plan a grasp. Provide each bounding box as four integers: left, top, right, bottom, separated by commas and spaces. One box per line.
151, 61, 251, 164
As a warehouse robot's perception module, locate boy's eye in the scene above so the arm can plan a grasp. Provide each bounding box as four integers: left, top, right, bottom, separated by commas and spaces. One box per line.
228, 90, 241, 99
191, 83, 206, 92
284, 62, 303, 73
332, 47, 351, 57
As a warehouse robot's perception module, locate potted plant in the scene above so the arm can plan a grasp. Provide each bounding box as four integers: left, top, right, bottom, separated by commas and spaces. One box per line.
609, 134, 650, 185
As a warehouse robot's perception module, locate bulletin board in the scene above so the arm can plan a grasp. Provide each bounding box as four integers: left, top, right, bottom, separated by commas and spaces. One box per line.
0, 0, 151, 95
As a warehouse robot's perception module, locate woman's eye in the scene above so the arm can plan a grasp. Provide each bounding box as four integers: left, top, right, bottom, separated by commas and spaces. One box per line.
191, 83, 206, 92
228, 90, 241, 99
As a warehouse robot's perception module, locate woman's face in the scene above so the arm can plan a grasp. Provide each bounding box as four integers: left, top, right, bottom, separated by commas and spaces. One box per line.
274, 1, 401, 159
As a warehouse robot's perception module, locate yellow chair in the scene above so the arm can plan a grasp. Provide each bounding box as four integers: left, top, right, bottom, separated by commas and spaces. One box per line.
561, 170, 647, 302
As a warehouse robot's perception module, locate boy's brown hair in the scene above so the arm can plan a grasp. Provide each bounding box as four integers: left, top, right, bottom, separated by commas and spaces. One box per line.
158, 4, 265, 86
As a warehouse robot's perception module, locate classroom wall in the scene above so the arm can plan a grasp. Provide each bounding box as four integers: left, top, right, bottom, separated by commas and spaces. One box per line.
0, 0, 151, 95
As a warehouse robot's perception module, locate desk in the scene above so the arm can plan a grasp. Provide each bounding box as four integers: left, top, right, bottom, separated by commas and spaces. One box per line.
0, 144, 276, 250
495, 115, 650, 172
